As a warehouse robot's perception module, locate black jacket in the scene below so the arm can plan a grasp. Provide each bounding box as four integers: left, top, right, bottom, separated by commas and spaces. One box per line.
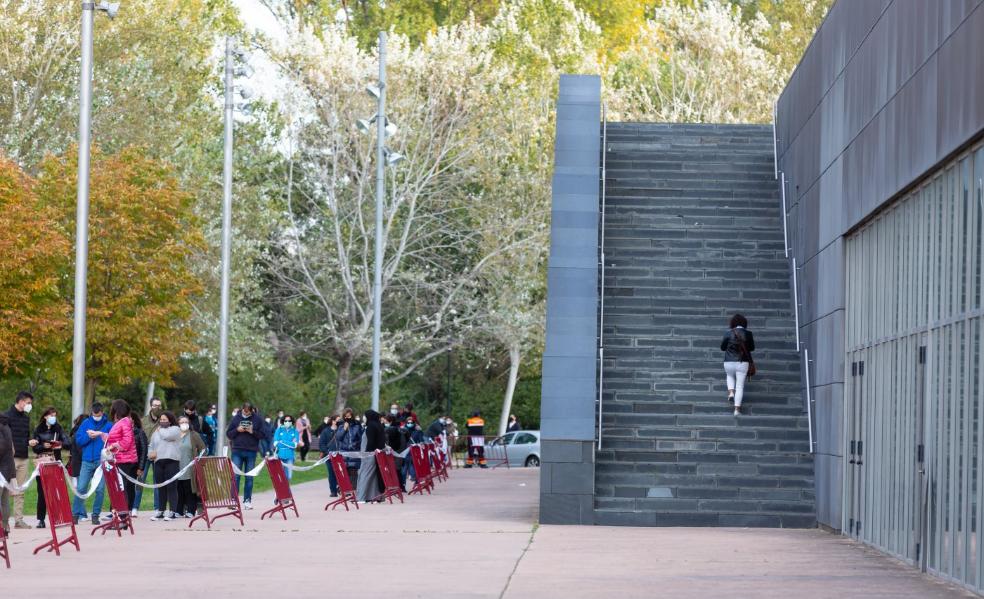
364, 411, 385, 452
3, 405, 31, 458
385, 424, 408, 452
32, 421, 68, 462
0, 414, 15, 480
226, 412, 266, 453
134, 426, 149, 472
721, 328, 755, 363
425, 419, 445, 439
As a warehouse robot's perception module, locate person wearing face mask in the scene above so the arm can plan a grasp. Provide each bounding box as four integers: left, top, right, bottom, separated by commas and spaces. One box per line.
273, 415, 300, 481
32, 407, 68, 529
204, 405, 218, 455
175, 415, 205, 518
130, 414, 148, 517
356, 410, 385, 503
389, 403, 402, 423
399, 403, 419, 426
72, 402, 113, 525
226, 402, 265, 509
402, 419, 424, 484
182, 401, 212, 446
148, 411, 182, 521
382, 414, 408, 492
4, 391, 35, 529
336, 408, 363, 489
102, 400, 138, 521
135, 398, 164, 518
296, 411, 313, 462
318, 415, 341, 497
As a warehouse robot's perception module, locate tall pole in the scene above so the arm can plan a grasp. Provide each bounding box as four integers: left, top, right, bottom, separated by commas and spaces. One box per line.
216, 37, 234, 456
370, 32, 386, 412
446, 342, 452, 416
71, 1, 95, 420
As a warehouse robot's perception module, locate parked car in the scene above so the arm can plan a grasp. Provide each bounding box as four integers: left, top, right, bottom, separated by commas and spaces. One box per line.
487, 430, 540, 467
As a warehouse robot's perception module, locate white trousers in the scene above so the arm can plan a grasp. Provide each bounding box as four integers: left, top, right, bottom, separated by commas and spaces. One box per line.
724, 361, 750, 407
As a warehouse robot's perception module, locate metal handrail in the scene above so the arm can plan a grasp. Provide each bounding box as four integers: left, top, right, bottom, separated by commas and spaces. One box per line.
792, 257, 801, 349
804, 348, 815, 454
781, 171, 789, 258
772, 101, 779, 180
598, 103, 607, 451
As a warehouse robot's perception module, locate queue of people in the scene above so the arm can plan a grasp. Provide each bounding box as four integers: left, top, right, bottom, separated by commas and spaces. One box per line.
1, 393, 465, 535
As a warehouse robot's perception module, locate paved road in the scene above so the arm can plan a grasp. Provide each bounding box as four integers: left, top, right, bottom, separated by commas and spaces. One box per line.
1, 467, 973, 598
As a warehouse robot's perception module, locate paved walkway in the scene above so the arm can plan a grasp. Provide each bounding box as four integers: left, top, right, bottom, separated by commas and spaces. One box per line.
1, 467, 974, 598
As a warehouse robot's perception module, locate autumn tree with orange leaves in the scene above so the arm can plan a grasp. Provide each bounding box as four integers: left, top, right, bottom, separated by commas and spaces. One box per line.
0, 157, 70, 373
36, 148, 205, 407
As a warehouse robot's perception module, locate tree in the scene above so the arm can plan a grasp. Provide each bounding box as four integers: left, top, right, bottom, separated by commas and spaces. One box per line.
0, 157, 70, 372
37, 147, 205, 406
754, 0, 833, 81
606, 1, 782, 124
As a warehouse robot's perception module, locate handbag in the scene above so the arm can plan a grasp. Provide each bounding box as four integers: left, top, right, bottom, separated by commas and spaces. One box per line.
733, 329, 757, 377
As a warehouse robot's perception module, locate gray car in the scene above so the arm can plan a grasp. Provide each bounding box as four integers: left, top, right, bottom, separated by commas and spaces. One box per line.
487, 430, 540, 467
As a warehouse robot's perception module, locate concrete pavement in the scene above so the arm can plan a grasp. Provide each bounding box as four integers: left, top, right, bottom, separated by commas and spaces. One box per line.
1, 466, 974, 598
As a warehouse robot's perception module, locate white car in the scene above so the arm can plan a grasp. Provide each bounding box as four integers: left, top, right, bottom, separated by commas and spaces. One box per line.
487, 430, 540, 467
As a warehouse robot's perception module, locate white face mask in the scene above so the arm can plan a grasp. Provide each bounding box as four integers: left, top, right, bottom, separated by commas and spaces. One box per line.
390, 409, 398, 415
92, 414, 103, 422
23, 403, 32, 414
179, 423, 190, 432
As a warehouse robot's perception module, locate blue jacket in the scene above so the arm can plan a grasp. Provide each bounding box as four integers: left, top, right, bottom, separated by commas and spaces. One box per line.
273, 426, 299, 461
74, 415, 113, 463
336, 421, 363, 468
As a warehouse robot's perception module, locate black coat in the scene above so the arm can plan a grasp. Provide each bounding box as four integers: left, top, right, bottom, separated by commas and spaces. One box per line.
3, 405, 31, 458
385, 424, 407, 452
720, 328, 755, 363
0, 415, 15, 480
134, 426, 149, 472
363, 411, 385, 452
32, 421, 68, 462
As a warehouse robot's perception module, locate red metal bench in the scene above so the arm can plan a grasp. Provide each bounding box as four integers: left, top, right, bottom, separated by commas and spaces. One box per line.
32, 462, 80, 557
261, 457, 299, 520
91, 461, 134, 537
324, 453, 358, 511
372, 450, 404, 504
189, 457, 244, 529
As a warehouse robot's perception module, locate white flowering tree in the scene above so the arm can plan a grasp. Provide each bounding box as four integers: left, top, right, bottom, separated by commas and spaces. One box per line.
606, 1, 782, 124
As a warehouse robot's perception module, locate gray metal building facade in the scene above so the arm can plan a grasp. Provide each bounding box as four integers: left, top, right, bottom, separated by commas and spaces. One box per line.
776, 0, 984, 591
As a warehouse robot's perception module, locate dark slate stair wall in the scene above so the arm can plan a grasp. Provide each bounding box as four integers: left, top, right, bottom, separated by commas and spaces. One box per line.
594, 123, 815, 528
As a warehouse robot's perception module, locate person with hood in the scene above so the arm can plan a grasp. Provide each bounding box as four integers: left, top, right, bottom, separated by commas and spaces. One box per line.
0, 412, 16, 536
318, 415, 341, 497
356, 410, 385, 502
32, 407, 68, 529
134, 397, 164, 518
226, 402, 265, 509
335, 408, 363, 489
72, 402, 113, 524
273, 415, 300, 481
102, 400, 138, 516
4, 391, 35, 529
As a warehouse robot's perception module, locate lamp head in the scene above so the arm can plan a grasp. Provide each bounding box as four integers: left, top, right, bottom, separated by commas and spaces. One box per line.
366, 85, 382, 100
356, 118, 374, 134
384, 150, 405, 166
95, 1, 120, 18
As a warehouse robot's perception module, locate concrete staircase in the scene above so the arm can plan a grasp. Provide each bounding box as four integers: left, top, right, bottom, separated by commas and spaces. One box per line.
594, 123, 815, 528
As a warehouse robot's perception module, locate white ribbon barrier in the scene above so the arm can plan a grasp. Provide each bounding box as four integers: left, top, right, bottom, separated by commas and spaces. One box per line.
0, 462, 106, 501
114, 451, 206, 490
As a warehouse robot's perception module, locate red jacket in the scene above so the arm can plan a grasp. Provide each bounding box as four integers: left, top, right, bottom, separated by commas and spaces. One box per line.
105, 417, 137, 464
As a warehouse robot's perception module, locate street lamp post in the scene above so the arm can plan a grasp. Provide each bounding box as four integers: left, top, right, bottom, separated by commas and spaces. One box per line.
215, 37, 235, 457
71, 0, 118, 420
370, 32, 387, 413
